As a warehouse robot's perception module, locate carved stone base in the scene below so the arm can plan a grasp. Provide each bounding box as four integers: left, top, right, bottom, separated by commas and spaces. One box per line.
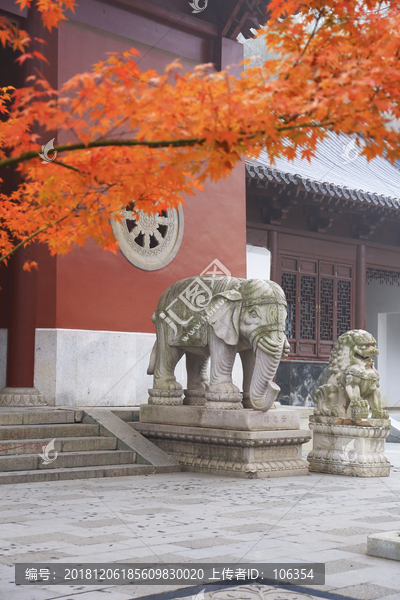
183, 389, 205, 406
307, 415, 391, 477
140, 404, 301, 430
204, 392, 243, 410
0, 387, 48, 407
205, 400, 244, 410
133, 421, 311, 479
148, 389, 183, 406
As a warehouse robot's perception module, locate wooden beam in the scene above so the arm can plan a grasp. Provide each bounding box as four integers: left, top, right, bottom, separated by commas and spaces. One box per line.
111, 0, 219, 37
220, 0, 246, 37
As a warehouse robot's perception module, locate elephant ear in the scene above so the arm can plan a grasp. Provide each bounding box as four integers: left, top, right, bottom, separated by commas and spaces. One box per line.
206, 290, 242, 346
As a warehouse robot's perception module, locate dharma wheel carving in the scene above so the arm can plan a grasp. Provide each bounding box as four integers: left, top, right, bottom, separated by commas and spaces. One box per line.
112, 203, 184, 271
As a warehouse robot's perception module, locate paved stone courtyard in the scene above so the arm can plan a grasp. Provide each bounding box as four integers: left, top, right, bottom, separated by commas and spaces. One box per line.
0, 444, 399, 600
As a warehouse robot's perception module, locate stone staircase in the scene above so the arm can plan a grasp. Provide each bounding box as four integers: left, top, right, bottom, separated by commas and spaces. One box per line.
388, 408, 400, 443
0, 408, 180, 484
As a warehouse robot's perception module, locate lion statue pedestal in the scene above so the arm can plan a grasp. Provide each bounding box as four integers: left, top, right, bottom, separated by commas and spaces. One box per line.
307, 330, 391, 477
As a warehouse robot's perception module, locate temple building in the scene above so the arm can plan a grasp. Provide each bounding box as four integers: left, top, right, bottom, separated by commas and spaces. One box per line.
246, 133, 400, 408
1, 0, 399, 411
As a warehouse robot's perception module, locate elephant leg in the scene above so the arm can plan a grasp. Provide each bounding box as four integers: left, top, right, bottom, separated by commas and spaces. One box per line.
208, 330, 239, 394
153, 322, 184, 391
186, 353, 209, 390
184, 354, 209, 406
239, 349, 255, 395
240, 349, 255, 409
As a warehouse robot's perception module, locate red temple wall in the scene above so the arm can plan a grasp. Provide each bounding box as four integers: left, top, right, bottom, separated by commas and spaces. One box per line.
34, 14, 246, 333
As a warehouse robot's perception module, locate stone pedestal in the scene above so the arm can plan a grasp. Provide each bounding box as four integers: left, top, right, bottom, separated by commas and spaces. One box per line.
148, 389, 183, 406
183, 390, 205, 406
307, 415, 391, 477
0, 387, 47, 406
133, 406, 311, 479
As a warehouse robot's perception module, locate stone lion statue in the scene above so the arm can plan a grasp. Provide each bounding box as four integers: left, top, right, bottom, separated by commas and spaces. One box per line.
314, 329, 389, 420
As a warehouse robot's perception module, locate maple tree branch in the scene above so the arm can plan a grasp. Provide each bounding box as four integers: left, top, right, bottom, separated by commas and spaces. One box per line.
0, 120, 340, 174
0, 137, 205, 171
300, 12, 323, 58
276, 121, 334, 131
52, 160, 81, 173
0, 214, 70, 264
0, 181, 121, 264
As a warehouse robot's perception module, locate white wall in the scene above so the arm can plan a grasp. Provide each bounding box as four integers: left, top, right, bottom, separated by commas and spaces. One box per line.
34, 328, 243, 407
366, 279, 400, 338
246, 245, 271, 280
367, 280, 400, 407
34, 329, 186, 407
377, 313, 387, 401
386, 313, 400, 408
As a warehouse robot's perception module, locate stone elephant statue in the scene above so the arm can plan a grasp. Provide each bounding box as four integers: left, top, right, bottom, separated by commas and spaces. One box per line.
147, 276, 290, 411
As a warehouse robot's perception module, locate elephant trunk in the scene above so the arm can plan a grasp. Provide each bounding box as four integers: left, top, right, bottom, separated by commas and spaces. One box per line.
249, 335, 283, 411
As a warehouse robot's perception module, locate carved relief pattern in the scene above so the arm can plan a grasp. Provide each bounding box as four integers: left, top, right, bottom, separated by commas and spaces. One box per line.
0, 389, 46, 406
111, 202, 184, 271
300, 275, 316, 340
141, 430, 311, 447
281, 272, 296, 339
320, 277, 334, 341
121, 207, 177, 257
367, 267, 400, 286
172, 455, 308, 474
337, 280, 351, 337
210, 585, 314, 600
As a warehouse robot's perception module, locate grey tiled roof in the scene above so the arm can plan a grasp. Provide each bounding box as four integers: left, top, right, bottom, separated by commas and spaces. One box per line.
246, 133, 400, 208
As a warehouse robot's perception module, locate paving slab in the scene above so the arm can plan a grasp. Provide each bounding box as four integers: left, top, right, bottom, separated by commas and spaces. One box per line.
367, 531, 400, 561
0, 443, 399, 599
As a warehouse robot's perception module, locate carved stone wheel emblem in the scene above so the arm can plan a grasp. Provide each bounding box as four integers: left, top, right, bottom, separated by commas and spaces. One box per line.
112, 202, 184, 271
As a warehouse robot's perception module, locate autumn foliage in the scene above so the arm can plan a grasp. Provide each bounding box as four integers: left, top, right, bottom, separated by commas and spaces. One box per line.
1, 0, 400, 264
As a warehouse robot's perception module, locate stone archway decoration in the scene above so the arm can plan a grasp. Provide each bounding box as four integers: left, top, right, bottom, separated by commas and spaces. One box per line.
112, 203, 184, 271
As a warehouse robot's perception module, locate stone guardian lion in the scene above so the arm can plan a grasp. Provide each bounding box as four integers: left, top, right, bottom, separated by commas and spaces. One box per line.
314, 330, 389, 420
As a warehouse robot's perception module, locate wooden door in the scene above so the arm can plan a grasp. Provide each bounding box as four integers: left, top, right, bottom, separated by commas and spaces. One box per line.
281, 254, 354, 359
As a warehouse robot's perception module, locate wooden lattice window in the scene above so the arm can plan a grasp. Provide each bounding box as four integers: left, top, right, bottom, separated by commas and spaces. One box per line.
281, 256, 354, 359
282, 272, 296, 338
367, 267, 400, 286
300, 276, 316, 340
337, 280, 352, 337
320, 278, 334, 341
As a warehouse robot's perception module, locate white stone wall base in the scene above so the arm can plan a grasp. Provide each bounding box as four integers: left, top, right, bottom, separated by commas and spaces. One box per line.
34, 329, 243, 407
308, 417, 391, 477
34, 329, 174, 407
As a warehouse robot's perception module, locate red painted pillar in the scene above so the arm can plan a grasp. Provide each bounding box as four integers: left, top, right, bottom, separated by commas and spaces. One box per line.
356, 244, 367, 330
269, 230, 279, 283
0, 243, 45, 405
6, 246, 38, 388
0, 4, 56, 406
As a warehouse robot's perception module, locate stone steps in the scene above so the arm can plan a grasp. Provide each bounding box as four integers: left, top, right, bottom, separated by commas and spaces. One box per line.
0, 407, 180, 483
0, 409, 77, 426
0, 436, 117, 455
0, 423, 99, 440
0, 463, 174, 484
0, 450, 137, 471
